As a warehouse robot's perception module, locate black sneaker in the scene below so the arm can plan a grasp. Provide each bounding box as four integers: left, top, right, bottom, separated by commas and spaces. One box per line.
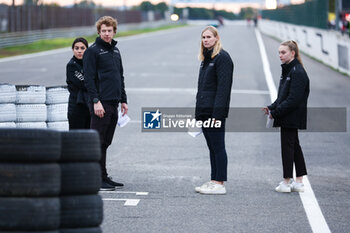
100, 180, 115, 191
105, 176, 124, 188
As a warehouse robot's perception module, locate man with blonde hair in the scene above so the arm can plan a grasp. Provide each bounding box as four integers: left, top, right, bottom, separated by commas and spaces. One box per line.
84, 16, 128, 191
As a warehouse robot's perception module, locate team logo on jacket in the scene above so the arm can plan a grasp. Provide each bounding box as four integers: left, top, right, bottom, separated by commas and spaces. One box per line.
143, 109, 162, 129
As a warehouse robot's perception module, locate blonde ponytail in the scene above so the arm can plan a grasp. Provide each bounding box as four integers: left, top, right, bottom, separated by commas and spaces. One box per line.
281, 40, 303, 67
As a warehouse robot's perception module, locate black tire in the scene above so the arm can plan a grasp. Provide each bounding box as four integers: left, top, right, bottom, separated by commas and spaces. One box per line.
0, 129, 61, 162
60, 195, 103, 228
60, 130, 101, 162
60, 227, 102, 233
0, 197, 59, 231
60, 163, 101, 195
0, 163, 60, 197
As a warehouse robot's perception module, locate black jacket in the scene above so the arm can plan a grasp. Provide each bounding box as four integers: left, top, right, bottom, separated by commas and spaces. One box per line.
195, 49, 234, 120
268, 59, 310, 129
83, 37, 127, 104
66, 56, 89, 113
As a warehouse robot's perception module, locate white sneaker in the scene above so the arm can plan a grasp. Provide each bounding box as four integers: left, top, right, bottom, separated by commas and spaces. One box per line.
275, 181, 291, 193
291, 181, 304, 192
195, 181, 213, 193
199, 182, 226, 195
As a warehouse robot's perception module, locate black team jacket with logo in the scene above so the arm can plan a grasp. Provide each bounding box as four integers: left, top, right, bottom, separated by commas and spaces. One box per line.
83, 37, 127, 104
195, 49, 234, 120
66, 56, 88, 113
268, 58, 309, 129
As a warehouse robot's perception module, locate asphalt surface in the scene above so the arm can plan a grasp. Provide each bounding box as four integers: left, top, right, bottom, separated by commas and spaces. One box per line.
0, 21, 349, 233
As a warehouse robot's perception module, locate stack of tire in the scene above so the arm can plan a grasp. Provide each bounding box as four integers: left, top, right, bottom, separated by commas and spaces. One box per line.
46, 86, 69, 131
60, 130, 103, 233
16, 85, 47, 129
0, 83, 16, 128
0, 129, 61, 233
0, 129, 104, 233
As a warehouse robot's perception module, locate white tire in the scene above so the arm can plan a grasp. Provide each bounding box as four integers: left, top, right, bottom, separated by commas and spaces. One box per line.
16, 122, 47, 129
0, 104, 16, 122
16, 85, 46, 104
16, 104, 47, 122
47, 121, 69, 131
0, 84, 16, 103
0, 122, 16, 128
47, 103, 68, 122
46, 86, 69, 104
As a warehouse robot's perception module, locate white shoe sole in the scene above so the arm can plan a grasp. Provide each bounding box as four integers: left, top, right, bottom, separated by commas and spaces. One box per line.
275, 187, 291, 193
199, 189, 226, 195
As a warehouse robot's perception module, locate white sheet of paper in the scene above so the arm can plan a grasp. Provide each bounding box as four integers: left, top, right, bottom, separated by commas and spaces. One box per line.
266, 111, 274, 128
187, 126, 203, 138
118, 111, 130, 127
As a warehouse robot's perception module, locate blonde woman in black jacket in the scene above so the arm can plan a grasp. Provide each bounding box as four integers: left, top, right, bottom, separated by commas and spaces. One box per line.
264, 40, 310, 193
195, 26, 234, 195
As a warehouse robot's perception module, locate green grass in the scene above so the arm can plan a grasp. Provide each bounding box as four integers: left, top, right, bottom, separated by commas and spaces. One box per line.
0, 24, 187, 58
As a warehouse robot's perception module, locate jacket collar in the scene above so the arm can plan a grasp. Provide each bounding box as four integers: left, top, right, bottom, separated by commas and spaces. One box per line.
72, 56, 83, 67
281, 58, 298, 78
95, 36, 117, 49
203, 48, 213, 60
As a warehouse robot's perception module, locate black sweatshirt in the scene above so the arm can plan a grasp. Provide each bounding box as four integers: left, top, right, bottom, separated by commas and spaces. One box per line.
83, 37, 127, 104
195, 49, 234, 120
66, 56, 88, 112
268, 58, 310, 129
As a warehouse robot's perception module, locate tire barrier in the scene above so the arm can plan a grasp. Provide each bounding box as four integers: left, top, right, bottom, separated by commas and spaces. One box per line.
47, 121, 69, 131
0, 122, 16, 128
0, 103, 16, 122
47, 104, 68, 122
0, 84, 69, 130
46, 86, 70, 105
59, 130, 103, 232
0, 129, 61, 232
0, 83, 16, 103
0, 129, 61, 162
16, 85, 46, 104
16, 122, 47, 129
0, 129, 104, 232
15, 85, 47, 129
0, 84, 17, 127
16, 104, 47, 122
46, 86, 69, 131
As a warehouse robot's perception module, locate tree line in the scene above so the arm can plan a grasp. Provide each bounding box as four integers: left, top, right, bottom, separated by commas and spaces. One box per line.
22, 0, 257, 20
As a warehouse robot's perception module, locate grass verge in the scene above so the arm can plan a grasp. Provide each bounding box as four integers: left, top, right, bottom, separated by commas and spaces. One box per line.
0, 24, 187, 58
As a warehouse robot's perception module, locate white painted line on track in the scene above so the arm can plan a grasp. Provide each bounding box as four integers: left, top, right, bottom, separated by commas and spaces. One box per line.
102, 198, 140, 207
100, 191, 149, 196
255, 28, 277, 102
126, 87, 270, 95
256, 28, 331, 233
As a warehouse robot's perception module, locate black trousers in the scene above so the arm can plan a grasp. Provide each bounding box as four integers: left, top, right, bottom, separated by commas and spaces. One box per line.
202, 119, 227, 182
90, 102, 118, 179
68, 104, 90, 130
280, 127, 307, 178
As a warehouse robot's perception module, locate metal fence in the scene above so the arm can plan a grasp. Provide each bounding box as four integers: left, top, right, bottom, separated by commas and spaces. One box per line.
4, 5, 149, 33
261, 0, 328, 29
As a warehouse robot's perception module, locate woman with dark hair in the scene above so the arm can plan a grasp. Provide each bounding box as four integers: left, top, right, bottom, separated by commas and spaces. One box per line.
66, 37, 90, 129
263, 40, 310, 193
194, 26, 234, 195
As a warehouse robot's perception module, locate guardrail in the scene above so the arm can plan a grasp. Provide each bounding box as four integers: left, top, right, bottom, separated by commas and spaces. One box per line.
0, 26, 95, 48
0, 19, 173, 49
